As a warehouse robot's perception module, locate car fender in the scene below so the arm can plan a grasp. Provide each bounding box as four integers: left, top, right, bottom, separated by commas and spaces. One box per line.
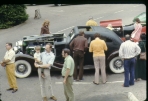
15, 54, 36, 70
107, 50, 119, 65
15, 54, 34, 61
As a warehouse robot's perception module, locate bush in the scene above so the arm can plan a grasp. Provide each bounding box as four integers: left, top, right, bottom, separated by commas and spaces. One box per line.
0, 4, 29, 29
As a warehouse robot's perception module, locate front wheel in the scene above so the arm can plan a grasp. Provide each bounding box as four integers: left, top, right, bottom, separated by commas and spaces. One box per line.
15, 60, 32, 78
109, 56, 124, 73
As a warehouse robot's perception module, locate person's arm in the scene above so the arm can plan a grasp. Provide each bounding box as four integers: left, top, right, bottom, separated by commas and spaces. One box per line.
119, 44, 124, 60
2, 51, 15, 64
84, 39, 88, 52
103, 41, 107, 51
63, 59, 71, 84
40, 27, 44, 35
89, 41, 93, 52
38, 54, 55, 68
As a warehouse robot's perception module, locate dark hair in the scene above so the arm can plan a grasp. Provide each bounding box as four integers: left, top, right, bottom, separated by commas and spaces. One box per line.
62, 48, 70, 55
140, 33, 146, 40
125, 34, 131, 40
135, 18, 140, 23
6, 43, 12, 47
79, 31, 84, 36
94, 33, 100, 38
46, 43, 52, 48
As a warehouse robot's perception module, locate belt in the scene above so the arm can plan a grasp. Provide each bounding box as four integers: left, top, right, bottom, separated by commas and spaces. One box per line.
62, 75, 72, 78
6, 63, 14, 65
124, 57, 134, 60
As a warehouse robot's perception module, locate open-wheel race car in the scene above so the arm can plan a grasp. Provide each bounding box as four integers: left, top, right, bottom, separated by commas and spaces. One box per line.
14, 26, 124, 78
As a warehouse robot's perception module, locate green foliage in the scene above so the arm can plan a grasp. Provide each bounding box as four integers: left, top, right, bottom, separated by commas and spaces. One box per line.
0, 4, 29, 29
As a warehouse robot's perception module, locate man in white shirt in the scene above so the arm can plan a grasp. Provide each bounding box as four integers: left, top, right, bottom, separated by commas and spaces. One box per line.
119, 34, 141, 87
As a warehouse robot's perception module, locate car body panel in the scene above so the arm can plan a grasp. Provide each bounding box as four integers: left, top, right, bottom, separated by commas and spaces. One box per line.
14, 26, 123, 74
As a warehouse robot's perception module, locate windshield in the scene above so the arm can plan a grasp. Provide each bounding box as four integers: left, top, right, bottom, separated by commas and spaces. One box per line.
69, 29, 75, 39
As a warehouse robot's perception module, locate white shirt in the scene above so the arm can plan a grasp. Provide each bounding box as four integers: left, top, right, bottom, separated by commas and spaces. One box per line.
119, 40, 141, 59
34, 52, 41, 61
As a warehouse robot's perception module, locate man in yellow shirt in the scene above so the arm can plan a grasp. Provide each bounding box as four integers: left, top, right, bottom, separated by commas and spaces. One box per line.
86, 17, 98, 26
89, 33, 107, 85
0, 43, 18, 93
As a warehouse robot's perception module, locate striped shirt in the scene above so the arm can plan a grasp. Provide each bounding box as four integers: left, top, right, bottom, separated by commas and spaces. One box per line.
119, 40, 141, 59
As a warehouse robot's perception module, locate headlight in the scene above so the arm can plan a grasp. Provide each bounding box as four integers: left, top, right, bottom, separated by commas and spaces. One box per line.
13, 46, 18, 52
16, 40, 23, 46
18, 40, 23, 46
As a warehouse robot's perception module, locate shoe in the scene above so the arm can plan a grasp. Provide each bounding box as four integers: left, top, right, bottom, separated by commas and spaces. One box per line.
41, 74, 46, 79
50, 96, 57, 101
43, 97, 48, 101
93, 81, 99, 85
6, 88, 13, 91
12, 89, 18, 93
122, 84, 129, 87
103, 81, 107, 84
76, 79, 79, 81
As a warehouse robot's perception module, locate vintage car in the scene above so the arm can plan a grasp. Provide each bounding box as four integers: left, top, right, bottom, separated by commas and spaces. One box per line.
100, 12, 146, 42
13, 26, 124, 78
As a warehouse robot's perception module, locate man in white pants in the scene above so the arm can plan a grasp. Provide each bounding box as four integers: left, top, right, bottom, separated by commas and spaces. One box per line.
35, 43, 57, 101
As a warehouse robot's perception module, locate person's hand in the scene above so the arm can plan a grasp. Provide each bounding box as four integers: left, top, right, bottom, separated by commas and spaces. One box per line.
63, 79, 67, 84
34, 63, 39, 68
122, 58, 124, 61
0, 62, 6, 67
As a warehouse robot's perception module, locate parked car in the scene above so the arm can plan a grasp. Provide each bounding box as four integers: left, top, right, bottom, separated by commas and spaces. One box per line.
13, 26, 123, 78
100, 12, 146, 42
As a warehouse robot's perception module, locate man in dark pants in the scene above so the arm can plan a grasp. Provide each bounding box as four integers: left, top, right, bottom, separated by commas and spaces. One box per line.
70, 31, 88, 81
119, 34, 141, 87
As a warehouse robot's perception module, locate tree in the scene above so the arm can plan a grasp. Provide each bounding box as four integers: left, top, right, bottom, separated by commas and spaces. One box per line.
0, 4, 28, 29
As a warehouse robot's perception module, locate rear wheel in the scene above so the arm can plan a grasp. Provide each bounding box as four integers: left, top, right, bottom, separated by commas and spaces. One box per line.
15, 60, 32, 78
109, 56, 124, 73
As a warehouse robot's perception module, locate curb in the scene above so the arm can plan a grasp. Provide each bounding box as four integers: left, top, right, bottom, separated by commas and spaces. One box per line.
128, 92, 139, 101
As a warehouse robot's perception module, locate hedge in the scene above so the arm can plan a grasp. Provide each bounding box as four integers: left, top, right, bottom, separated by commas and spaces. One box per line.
0, 4, 29, 29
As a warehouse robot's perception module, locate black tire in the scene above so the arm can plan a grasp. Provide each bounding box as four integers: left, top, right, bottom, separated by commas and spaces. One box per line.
15, 60, 32, 78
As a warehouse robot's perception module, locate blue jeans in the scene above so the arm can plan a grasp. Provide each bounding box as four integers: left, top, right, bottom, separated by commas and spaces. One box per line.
124, 57, 136, 87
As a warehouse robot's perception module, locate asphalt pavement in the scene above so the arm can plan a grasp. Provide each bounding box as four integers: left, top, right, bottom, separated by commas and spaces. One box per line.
0, 4, 146, 101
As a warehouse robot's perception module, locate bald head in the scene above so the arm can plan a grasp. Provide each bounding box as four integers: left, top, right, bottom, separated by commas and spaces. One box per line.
125, 34, 131, 40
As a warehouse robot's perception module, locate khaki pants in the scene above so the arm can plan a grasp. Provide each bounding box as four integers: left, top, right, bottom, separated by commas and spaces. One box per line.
38, 68, 54, 98
6, 63, 18, 89
63, 77, 74, 101
93, 56, 106, 83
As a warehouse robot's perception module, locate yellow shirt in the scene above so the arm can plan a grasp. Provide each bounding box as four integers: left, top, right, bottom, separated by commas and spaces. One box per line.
4, 48, 15, 64
89, 38, 107, 57
86, 20, 98, 26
